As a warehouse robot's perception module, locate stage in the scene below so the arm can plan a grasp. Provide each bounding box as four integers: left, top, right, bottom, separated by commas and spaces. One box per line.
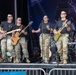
0, 63, 76, 68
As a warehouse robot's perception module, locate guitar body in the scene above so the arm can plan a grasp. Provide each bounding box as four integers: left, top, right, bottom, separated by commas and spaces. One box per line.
54, 33, 61, 42
12, 32, 20, 45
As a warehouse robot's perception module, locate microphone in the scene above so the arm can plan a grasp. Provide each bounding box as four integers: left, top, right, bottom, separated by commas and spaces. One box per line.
46, 25, 49, 29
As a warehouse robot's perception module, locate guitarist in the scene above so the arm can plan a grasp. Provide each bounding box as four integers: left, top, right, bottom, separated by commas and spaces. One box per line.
0, 14, 15, 62
54, 11, 72, 64
12, 17, 30, 63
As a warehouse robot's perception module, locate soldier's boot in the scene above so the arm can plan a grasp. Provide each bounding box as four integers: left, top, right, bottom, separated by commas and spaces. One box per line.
6, 56, 12, 63
60, 58, 63, 64
13, 57, 21, 63
13, 57, 16, 63
0, 57, 3, 62
63, 60, 67, 64
16, 58, 21, 63
44, 58, 49, 63
26, 58, 30, 63
3, 57, 7, 62
59, 53, 63, 64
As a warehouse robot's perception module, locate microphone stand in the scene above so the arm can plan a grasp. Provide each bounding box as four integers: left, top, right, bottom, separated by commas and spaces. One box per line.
40, 20, 44, 62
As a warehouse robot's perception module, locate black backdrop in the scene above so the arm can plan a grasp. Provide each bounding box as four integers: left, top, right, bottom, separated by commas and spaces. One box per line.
0, 0, 28, 25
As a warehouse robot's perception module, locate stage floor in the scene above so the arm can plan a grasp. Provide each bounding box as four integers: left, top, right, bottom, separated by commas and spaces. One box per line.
0, 63, 76, 68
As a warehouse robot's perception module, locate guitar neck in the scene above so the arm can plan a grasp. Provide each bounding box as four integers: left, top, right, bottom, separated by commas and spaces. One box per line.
19, 25, 29, 36
19, 21, 33, 36
58, 20, 69, 33
58, 26, 65, 33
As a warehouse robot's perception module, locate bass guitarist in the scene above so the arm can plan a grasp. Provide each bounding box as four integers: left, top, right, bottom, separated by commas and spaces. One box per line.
54, 11, 72, 64
12, 17, 30, 63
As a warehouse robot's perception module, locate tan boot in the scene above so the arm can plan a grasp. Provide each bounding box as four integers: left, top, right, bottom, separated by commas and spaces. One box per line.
13, 57, 16, 63
13, 57, 21, 63
0, 57, 3, 62
26, 58, 30, 63
18, 59, 21, 63
63, 60, 67, 64
60, 61, 63, 64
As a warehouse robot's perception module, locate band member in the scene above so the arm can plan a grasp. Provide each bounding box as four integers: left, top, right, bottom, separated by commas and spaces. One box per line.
54, 11, 72, 64
0, 14, 15, 62
12, 17, 30, 63
32, 15, 52, 63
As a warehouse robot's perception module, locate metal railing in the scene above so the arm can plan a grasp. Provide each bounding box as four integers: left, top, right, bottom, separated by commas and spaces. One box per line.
49, 68, 76, 75
0, 66, 76, 75
0, 68, 46, 75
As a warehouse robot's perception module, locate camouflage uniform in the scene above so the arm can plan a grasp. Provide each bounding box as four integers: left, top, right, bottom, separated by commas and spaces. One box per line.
56, 34, 69, 62
39, 33, 51, 63
1, 36, 13, 61
0, 21, 15, 62
14, 37, 29, 60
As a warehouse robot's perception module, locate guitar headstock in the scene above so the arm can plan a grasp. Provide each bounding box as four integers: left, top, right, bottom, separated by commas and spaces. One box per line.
28, 21, 33, 26
67, 21, 71, 25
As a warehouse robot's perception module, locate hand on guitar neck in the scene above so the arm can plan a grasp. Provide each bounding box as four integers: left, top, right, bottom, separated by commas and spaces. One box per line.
0, 30, 6, 34
53, 29, 58, 34
22, 30, 27, 35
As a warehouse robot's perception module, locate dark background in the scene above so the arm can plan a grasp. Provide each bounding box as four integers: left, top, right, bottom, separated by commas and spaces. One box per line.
0, 0, 76, 28
0, 0, 76, 62
0, 0, 28, 25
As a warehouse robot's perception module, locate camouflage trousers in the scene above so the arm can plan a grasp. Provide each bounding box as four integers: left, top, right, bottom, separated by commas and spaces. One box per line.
1, 37, 13, 59
14, 37, 29, 59
39, 33, 51, 62
56, 34, 69, 61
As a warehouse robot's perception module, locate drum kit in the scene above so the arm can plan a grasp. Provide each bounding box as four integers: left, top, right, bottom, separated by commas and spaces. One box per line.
68, 30, 76, 63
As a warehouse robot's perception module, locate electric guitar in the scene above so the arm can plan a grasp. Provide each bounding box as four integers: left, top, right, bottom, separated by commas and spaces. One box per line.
12, 21, 33, 45
0, 29, 21, 40
54, 20, 71, 42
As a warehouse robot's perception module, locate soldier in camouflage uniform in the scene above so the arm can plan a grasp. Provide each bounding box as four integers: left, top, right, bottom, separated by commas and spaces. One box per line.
0, 14, 15, 62
32, 15, 52, 63
13, 17, 30, 63
54, 11, 72, 64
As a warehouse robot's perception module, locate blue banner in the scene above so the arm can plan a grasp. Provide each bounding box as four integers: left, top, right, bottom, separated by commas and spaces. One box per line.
0, 71, 26, 75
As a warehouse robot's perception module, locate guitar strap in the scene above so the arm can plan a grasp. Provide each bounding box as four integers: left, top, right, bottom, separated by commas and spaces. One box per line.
20, 24, 23, 30
62, 19, 68, 27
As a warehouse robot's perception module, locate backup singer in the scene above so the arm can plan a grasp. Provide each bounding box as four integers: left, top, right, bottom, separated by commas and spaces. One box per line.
32, 15, 53, 63
54, 11, 72, 64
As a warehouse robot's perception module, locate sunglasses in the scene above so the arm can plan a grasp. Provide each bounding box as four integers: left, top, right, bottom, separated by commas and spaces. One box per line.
18, 19, 22, 21
61, 13, 66, 15
8, 16, 12, 17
